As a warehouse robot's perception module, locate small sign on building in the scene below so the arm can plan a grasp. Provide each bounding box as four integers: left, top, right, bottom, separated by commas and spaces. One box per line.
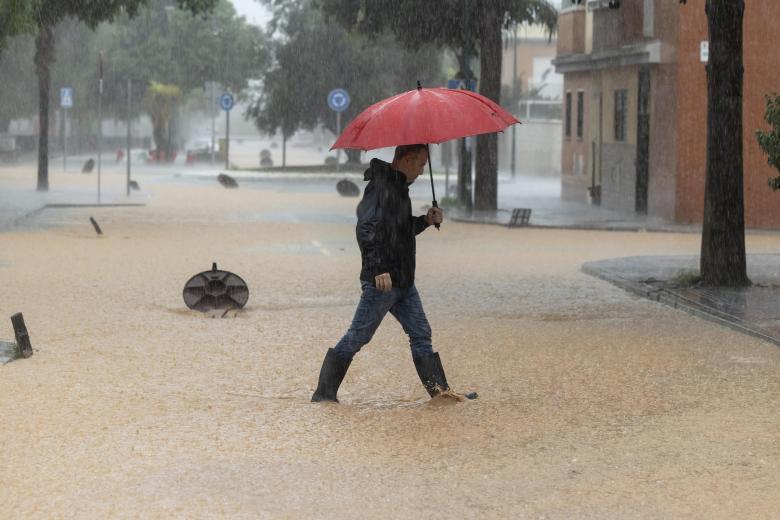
60, 87, 73, 108
700, 41, 709, 63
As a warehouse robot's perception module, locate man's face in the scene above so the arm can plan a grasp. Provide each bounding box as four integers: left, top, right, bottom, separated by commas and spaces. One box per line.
402, 149, 428, 184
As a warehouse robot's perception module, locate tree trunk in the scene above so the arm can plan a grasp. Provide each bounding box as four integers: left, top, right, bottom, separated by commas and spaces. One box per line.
699, 0, 750, 286
151, 114, 168, 160
34, 26, 54, 192
474, 1, 502, 211
345, 149, 362, 164
456, 48, 474, 210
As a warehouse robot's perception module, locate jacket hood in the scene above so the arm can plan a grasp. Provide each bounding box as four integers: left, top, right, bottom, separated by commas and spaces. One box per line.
364, 158, 405, 185
364, 158, 390, 181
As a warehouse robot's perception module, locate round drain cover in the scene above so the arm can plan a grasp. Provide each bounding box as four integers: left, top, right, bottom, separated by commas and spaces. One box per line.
183, 262, 249, 312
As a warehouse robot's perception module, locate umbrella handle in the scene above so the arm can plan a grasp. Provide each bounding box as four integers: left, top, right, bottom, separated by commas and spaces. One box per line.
426, 144, 440, 231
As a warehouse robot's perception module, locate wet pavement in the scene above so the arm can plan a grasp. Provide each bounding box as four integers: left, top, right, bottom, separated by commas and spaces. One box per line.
1, 166, 780, 518
583, 255, 780, 348
445, 175, 701, 233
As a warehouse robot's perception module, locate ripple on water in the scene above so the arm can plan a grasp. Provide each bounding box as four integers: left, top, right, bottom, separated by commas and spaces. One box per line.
0, 340, 17, 364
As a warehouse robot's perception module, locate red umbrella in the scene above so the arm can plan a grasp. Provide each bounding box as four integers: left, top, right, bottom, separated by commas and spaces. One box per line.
331, 85, 519, 150
331, 84, 520, 228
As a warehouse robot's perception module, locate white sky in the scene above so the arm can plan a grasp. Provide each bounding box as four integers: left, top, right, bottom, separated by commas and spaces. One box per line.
229, 0, 562, 28
229, 0, 272, 27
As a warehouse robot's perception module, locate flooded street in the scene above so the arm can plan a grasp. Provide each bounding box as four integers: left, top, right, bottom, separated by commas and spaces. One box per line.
1, 173, 779, 519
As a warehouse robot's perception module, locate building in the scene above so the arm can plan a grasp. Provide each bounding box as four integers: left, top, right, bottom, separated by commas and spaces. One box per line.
499, 23, 563, 177
553, 0, 780, 228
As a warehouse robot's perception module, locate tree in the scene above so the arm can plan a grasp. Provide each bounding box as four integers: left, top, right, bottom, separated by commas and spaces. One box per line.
249, 0, 443, 165
317, 0, 557, 210
2, 0, 218, 191
757, 93, 780, 190
100, 0, 268, 156
144, 82, 182, 159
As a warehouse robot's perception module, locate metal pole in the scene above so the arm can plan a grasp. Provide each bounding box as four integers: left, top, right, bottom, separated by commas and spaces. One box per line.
210, 82, 215, 165
97, 54, 103, 205
224, 108, 230, 170
511, 22, 517, 180
62, 109, 67, 173
336, 111, 341, 173
126, 78, 131, 197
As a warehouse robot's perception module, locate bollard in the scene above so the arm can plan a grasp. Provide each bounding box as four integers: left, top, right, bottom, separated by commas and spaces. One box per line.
89, 217, 103, 235
10, 313, 33, 358
217, 173, 238, 189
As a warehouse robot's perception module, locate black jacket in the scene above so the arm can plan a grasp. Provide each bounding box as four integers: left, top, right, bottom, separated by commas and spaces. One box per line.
357, 159, 429, 289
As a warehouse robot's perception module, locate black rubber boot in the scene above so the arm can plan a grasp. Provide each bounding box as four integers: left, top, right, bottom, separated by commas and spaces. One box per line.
413, 352, 477, 400
311, 348, 352, 403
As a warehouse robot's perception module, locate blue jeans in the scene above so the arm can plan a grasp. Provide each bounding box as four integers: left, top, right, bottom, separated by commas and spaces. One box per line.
333, 281, 434, 361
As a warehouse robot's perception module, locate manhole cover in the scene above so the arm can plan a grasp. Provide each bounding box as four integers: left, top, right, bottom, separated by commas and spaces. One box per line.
183, 262, 249, 312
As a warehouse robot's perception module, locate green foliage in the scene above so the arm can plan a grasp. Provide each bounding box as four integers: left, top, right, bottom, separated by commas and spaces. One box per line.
249, 1, 444, 143
100, 0, 268, 115
144, 81, 182, 150
316, 0, 557, 58
0, 32, 35, 130
670, 270, 702, 287
439, 196, 457, 207
757, 93, 780, 190
0, 0, 34, 48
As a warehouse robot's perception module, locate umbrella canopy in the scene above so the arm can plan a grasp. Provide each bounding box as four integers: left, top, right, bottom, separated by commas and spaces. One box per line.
331, 86, 519, 151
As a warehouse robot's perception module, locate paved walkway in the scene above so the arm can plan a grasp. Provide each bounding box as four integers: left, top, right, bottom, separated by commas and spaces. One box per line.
0, 169, 147, 232
446, 175, 701, 232
583, 255, 780, 349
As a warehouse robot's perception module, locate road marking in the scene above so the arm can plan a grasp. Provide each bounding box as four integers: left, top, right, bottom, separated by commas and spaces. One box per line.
311, 240, 331, 256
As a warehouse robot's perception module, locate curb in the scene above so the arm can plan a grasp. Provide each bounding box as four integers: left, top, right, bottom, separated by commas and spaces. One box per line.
449, 215, 698, 234
581, 261, 780, 348
10, 202, 147, 228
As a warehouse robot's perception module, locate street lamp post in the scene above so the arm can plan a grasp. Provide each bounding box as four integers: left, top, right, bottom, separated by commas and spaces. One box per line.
511, 22, 518, 180
97, 52, 103, 205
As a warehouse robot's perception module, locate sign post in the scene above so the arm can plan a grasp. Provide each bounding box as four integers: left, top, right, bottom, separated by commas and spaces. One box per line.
219, 92, 234, 170
60, 87, 72, 173
126, 79, 132, 197
97, 53, 103, 204
327, 88, 350, 172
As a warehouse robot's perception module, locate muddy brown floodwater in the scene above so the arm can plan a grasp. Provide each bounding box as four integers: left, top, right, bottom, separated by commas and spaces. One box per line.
1, 173, 779, 518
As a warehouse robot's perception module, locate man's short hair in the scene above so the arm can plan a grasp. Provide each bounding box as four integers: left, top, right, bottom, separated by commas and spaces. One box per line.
393, 144, 427, 162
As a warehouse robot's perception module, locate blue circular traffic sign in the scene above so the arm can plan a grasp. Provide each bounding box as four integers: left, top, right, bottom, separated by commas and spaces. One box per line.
327, 89, 350, 112
219, 92, 234, 111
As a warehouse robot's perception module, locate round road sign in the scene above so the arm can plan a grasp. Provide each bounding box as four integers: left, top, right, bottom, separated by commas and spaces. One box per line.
327, 89, 350, 112
219, 92, 234, 112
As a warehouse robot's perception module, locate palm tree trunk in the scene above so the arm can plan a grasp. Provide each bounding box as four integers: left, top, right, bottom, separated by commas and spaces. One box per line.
699, 0, 750, 286
474, 1, 502, 211
34, 26, 54, 192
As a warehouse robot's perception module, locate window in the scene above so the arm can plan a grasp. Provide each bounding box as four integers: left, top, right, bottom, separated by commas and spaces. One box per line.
565, 91, 572, 138
576, 91, 584, 140
614, 89, 628, 142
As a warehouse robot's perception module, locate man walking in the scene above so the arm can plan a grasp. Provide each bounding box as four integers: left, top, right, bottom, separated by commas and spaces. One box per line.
311, 144, 476, 403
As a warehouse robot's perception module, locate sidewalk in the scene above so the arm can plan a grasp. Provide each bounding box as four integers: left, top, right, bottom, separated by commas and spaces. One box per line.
0, 166, 146, 232
446, 174, 702, 232
583, 255, 780, 348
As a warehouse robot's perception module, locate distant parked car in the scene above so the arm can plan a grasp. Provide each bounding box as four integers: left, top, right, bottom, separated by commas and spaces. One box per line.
0, 134, 20, 162
185, 138, 217, 162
